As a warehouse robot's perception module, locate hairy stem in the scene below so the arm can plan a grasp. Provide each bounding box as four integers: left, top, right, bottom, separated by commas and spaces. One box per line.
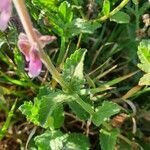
12, 0, 67, 89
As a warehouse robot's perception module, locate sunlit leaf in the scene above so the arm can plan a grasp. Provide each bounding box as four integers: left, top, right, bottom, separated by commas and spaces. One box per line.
58, 1, 73, 23
137, 40, 150, 73
19, 88, 72, 129
32, 0, 58, 11
62, 48, 87, 92
102, 0, 110, 16
139, 73, 150, 86
34, 130, 66, 150
34, 131, 90, 150
137, 40, 150, 85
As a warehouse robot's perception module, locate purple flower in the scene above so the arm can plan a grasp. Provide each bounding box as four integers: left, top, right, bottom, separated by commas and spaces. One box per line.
0, 0, 12, 31
18, 29, 56, 78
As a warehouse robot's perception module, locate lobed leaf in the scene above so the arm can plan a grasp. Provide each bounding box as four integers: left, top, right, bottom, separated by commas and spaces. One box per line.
137, 40, 150, 73
34, 130, 66, 150
62, 49, 87, 92
100, 128, 119, 150
19, 87, 72, 129
92, 101, 121, 126
34, 130, 90, 150
137, 40, 150, 85
65, 133, 90, 150
58, 1, 73, 23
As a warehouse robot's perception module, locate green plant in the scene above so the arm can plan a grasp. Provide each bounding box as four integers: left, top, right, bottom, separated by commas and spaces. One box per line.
0, 0, 150, 149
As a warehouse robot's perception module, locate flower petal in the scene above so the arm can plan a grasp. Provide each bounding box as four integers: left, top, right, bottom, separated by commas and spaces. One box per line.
40, 35, 57, 47
0, 10, 11, 31
17, 29, 57, 78
18, 40, 31, 61
0, 0, 12, 31
18, 32, 28, 40
0, 0, 11, 10
28, 53, 42, 78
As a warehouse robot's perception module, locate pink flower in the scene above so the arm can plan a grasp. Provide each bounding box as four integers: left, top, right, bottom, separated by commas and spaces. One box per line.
18, 29, 56, 78
0, 0, 12, 31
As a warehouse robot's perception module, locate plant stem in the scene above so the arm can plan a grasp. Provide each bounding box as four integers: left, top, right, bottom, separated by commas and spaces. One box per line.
74, 94, 94, 115
118, 134, 132, 145
12, 0, 67, 89
57, 36, 66, 65
76, 33, 82, 49
96, 0, 129, 22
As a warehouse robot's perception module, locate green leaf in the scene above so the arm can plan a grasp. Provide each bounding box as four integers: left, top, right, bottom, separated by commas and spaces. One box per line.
137, 40, 150, 73
19, 101, 40, 125
65, 18, 101, 39
50, 105, 64, 129
69, 101, 90, 120
58, 1, 73, 23
92, 101, 120, 126
34, 131, 90, 150
110, 11, 130, 24
38, 93, 64, 128
34, 130, 67, 150
19, 87, 53, 126
139, 73, 150, 86
100, 128, 119, 150
137, 40, 150, 85
71, 18, 101, 34
37, 86, 52, 99
62, 49, 87, 92
43, 2, 100, 39
32, 0, 58, 11
102, 0, 110, 16
32, 0, 57, 6
19, 89, 72, 129
37, 92, 67, 128
65, 133, 90, 150
47, 13, 64, 36
35, 1, 73, 37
